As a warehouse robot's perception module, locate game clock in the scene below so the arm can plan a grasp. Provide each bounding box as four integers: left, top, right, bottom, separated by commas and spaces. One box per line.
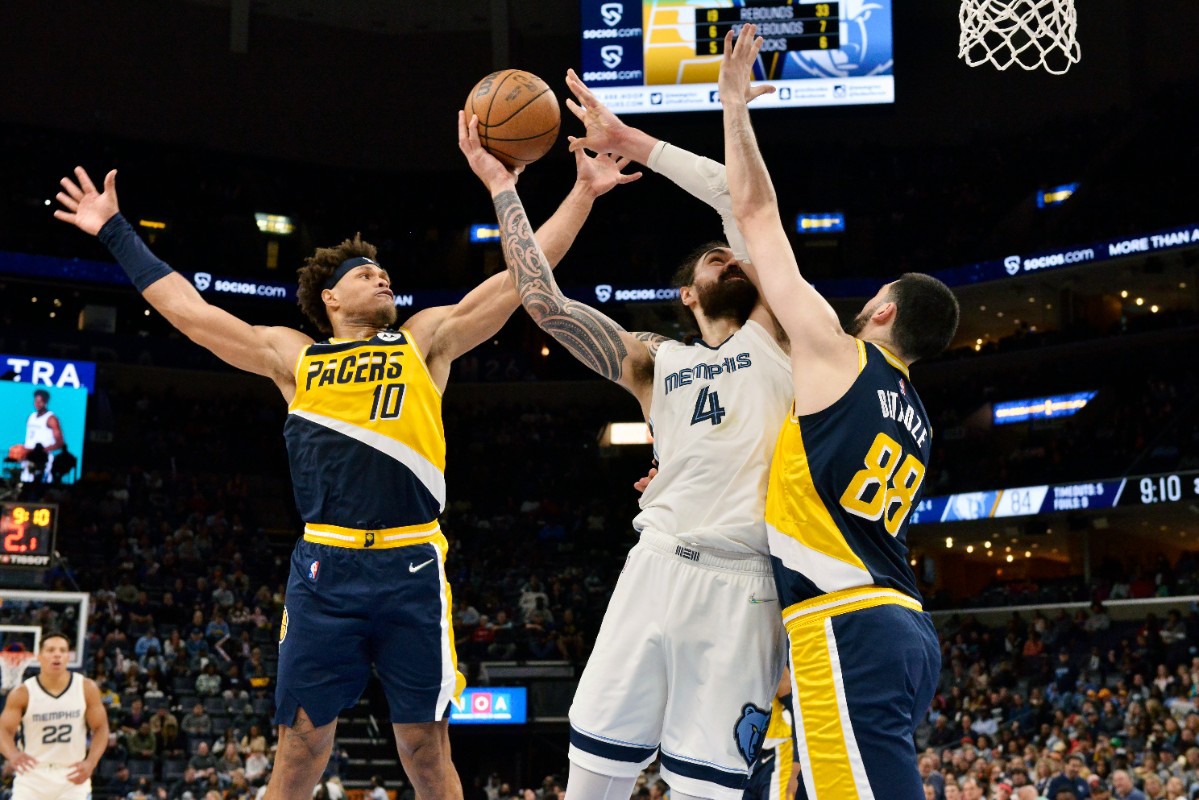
0, 502, 57, 568
1134, 472, 1199, 505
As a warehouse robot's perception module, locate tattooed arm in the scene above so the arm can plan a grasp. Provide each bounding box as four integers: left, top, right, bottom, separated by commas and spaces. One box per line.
493, 188, 656, 409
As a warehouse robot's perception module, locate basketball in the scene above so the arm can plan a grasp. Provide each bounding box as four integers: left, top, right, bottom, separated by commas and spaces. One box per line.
6, 444, 28, 462
464, 69, 561, 169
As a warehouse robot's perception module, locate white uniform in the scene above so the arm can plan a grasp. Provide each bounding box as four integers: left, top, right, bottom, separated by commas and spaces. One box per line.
13, 673, 91, 800
569, 320, 793, 800
21, 411, 58, 483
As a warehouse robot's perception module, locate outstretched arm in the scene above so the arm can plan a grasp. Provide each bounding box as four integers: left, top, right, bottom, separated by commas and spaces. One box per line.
720, 27, 852, 370
461, 119, 655, 407
415, 112, 641, 382
53, 167, 310, 397
565, 69, 785, 339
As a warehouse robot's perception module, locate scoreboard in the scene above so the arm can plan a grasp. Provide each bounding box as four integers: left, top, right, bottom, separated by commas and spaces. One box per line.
0, 502, 57, 568
580, 0, 894, 114
910, 470, 1199, 525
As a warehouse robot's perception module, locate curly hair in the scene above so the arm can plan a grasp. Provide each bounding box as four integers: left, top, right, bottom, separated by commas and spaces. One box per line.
295, 234, 378, 334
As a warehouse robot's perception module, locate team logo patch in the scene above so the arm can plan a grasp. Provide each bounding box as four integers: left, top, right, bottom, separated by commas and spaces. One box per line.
734, 703, 771, 765
279, 607, 289, 643
376, 331, 402, 342
308, 560, 320, 580
898, 377, 907, 397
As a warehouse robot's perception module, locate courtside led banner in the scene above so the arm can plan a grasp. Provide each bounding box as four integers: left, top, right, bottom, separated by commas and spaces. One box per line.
448, 687, 528, 724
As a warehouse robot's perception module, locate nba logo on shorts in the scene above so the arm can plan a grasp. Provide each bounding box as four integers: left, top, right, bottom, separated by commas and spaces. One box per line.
308, 560, 319, 581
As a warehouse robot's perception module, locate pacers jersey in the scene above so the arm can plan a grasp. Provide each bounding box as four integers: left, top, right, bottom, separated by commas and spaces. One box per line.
19, 673, 88, 764
634, 320, 792, 555
284, 329, 446, 545
767, 341, 930, 606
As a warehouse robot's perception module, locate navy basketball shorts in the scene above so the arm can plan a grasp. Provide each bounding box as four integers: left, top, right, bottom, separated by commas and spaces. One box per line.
274, 535, 464, 728
782, 587, 939, 800
744, 740, 795, 800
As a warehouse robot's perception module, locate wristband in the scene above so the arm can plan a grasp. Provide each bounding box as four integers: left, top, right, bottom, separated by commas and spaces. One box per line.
97, 213, 174, 291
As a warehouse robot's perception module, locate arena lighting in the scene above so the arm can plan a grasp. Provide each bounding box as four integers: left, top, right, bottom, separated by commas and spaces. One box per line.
795, 212, 845, 234
598, 422, 653, 447
138, 219, 166, 230
470, 224, 500, 243
993, 391, 1097, 425
254, 213, 295, 235
1036, 182, 1079, 208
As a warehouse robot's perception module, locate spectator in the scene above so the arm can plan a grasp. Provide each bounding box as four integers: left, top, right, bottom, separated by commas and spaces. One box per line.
126, 720, 159, 760
244, 749, 271, 785
1111, 770, 1147, 800
195, 661, 223, 697
189, 741, 218, 777
181, 701, 213, 743
169, 766, 207, 800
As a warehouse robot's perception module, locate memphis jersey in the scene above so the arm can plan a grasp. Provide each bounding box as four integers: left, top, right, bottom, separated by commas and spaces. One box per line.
284, 330, 446, 541
634, 320, 793, 555
19, 673, 88, 764
23, 411, 57, 481
767, 342, 930, 605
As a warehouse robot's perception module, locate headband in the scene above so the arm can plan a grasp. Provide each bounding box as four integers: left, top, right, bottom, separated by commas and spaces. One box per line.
323, 256, 379, 291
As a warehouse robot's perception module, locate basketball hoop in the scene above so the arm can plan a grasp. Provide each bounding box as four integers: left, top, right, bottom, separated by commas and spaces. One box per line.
958, 0, 1080, 75
0, 651, 35, 691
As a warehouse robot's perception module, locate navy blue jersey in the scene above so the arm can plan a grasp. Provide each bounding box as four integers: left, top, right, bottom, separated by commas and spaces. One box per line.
766, 341, 930, 607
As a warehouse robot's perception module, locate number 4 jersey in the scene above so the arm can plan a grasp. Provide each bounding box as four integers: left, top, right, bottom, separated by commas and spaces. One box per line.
634, 320, 793, 556
284, 330, 447, 547
766, 341, 929, 605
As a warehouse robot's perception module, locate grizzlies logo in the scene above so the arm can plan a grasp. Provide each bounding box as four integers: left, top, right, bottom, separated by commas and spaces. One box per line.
734, 703, 771, 765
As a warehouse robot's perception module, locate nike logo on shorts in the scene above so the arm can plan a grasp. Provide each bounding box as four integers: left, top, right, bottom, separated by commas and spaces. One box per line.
409, 558, 435, 573
749, 594, 777, 604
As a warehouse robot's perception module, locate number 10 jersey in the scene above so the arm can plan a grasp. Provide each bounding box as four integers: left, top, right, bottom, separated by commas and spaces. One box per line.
284, 330, 446, 545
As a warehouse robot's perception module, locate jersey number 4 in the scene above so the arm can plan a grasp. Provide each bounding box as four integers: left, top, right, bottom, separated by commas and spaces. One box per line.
690, 386, 727, 426
839, 432, 925, 534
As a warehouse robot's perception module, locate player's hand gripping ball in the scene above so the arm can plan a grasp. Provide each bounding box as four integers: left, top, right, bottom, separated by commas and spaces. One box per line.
464, 69, 561, 169
7, 444, 29, 462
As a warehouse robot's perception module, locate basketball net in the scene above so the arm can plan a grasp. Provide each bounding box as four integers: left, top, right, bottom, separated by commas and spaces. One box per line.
958, 0, 1080, 75
0, 651, 35, 691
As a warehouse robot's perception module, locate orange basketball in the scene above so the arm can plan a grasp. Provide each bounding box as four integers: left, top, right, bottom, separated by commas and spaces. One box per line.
464, 69, 561, 169
6, 444, 28, 462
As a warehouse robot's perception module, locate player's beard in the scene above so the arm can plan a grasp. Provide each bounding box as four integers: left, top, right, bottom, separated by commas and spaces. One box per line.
843, 308, 870, 337
695, 276, 758, 324
369, 303, 399, 330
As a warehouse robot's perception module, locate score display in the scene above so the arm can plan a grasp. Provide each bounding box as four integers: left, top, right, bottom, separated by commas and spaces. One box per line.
0, 502, 57, 568
580, 0, 894, 114
911, 470, 1199, 525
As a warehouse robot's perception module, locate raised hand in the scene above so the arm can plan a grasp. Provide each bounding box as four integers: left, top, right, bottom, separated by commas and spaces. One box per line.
458, 110, 522, 194
564, 68, 631, 156
717, 24, 776, 106
570, 135, 642, 198
53, 166, 120, 236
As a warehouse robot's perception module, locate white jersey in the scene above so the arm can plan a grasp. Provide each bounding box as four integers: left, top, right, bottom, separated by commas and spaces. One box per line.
633, 319, 792, 555
19, 673, 88, 765
22, 411, 57, 482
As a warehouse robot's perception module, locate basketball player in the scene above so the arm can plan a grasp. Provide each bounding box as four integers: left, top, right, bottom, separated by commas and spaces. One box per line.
21, 390, 65, 483
463, 86, 794, 799
52, 124, 638, 800
720, 25, 960, 800
0, 632, 108, 800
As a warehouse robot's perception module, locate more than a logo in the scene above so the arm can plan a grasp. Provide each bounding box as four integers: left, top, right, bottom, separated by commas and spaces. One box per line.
194, 272, 212, 291
600, 45, 623, 69
595, 284, 613, 303
600, 2, 622, 26
1004, 256, 1021, 276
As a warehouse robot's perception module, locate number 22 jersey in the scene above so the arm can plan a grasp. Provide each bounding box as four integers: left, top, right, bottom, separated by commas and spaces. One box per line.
766, 341, 931, 606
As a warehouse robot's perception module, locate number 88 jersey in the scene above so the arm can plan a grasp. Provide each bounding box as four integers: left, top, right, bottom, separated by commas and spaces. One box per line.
766, 341, 930, 607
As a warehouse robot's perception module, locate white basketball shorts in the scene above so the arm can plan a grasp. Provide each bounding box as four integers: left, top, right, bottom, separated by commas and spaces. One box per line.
13, 766, 90, 800
568, 530, 785, 800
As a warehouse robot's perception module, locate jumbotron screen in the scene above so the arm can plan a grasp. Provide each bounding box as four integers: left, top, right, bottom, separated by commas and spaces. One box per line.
580, 0, 894, 114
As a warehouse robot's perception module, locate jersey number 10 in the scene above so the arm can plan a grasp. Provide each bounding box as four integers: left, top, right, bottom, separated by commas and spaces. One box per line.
838, 432, 925, 535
